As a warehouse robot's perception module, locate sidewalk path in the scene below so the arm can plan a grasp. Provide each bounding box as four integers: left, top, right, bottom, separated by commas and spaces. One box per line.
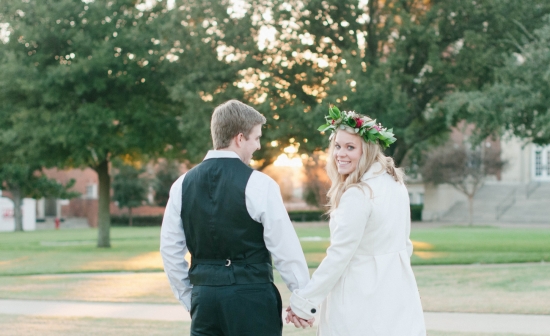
0, 299, 188, 322
1, 299, 550, 335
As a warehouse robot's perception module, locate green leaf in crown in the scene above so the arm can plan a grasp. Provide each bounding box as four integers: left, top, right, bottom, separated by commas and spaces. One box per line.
328, 105, 341, 120
317, 104, 397, 149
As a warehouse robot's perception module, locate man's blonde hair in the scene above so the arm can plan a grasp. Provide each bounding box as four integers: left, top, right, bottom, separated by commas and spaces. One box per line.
211, 100, 266, 149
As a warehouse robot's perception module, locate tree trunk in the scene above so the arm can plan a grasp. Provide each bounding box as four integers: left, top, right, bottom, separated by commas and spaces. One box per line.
128, 207, 133, 227
468, 195, 474, 226
12, 188, 23, 232
96, 160, 111, 248
366, 0, 379, 65
391, 141, 409, 167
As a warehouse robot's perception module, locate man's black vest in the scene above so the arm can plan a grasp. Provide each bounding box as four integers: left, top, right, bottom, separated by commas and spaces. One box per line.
181, 157, 273, 286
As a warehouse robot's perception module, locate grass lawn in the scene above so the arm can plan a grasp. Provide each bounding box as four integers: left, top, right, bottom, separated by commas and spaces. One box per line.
1, 225, 549, 335
0, 228, 161, 276
409, 226, 550, 266
415, 263, 550, 315
1, 225, 550, 276
1, 264, 549, 315
296, 225, 550, 267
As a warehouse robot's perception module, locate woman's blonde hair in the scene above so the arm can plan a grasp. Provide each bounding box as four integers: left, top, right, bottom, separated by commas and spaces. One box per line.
326, 125, 404, 211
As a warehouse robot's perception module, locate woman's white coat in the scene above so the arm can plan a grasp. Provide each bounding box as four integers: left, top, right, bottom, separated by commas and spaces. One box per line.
290, 162, 426, 335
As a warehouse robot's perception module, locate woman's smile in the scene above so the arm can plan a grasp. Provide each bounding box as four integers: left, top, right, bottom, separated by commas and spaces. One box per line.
337, 159, 351, 168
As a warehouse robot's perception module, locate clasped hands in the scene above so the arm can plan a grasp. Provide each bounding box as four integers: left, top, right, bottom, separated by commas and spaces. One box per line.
285, 306, 315, 328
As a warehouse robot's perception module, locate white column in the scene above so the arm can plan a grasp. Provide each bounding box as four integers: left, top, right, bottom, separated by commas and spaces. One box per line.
23, 198, 36, 231
36, 198, 45, 219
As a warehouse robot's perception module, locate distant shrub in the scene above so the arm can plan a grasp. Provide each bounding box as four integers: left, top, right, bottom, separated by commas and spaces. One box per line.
112, 206, 421, 226
111, 215, 163, 227
289, 210, 327, 222
410, 204, 423, 222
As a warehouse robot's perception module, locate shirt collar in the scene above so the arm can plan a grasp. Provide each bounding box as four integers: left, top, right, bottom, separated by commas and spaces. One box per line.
203, 150, 242, 161
361, 162, 386, 181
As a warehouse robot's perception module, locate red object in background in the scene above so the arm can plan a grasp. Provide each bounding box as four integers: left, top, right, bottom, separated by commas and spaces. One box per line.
55, 217, 60, 230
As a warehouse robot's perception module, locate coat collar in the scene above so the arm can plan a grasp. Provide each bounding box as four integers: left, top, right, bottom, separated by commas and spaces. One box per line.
361, 162, 387, 181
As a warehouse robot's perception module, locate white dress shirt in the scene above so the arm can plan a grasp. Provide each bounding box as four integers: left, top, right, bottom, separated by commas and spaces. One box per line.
160, 150, 310, 310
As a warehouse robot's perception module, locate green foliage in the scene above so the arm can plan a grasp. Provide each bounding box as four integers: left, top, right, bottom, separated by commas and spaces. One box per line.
112, 211, 327, 225
0, 106, 79, 231
441, 16, 550, 145
318, 105, 397, 148
288, 210, 327, 222
0, 0, 239, 244
0, 164, 78, 200
2, 0, 550, 236
191, 0, 550, 166
410, 204, 423, 222
303, 187, 320, 207
153, 160, 181, 207
0, 0, 205, 165
111, 215, 163, 227
112, 163, 148, 212
289, 206, 423, 222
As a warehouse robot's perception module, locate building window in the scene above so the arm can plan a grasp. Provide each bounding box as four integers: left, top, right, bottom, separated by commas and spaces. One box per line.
85, 184, 98, 199
409, 192, 424, 205
535, 151, 542, 176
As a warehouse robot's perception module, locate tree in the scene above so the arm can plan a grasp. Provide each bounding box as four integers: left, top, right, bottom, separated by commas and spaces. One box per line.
0, 0, 235, 247
303, 152, 330, 208
0, 66, 78, 232
112, 162, 148, 227
153, 160, 182, 207
187, 0, 550, 167
441, 16, 550, 146
420, 143, 505, 225
0, 164, 78, 231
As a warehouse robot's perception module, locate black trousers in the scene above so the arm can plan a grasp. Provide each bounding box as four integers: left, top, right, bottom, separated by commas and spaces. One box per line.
190, 282, 283, 336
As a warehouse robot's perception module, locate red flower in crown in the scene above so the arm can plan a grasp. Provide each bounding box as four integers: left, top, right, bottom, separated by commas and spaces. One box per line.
355, 118, 363, 128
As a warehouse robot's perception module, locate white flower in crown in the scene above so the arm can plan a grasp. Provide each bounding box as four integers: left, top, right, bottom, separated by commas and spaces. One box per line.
347, 111, 360, 119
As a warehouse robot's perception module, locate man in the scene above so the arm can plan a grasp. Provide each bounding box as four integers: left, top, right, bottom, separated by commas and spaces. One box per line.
160, 100, 311, 335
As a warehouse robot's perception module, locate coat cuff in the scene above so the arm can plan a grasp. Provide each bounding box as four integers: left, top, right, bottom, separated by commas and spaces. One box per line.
290, 290, 318, 320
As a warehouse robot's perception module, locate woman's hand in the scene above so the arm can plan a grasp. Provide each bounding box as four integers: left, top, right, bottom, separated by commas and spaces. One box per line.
285, 306, 315, 328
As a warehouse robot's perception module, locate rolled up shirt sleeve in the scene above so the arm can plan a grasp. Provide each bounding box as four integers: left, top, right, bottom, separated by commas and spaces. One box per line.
290, 187, 372, 319
160, 174, 192, 311
246, 172, 310, 292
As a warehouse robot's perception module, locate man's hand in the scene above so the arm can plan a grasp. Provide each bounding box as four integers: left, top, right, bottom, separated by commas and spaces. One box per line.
285, 306, 315, 328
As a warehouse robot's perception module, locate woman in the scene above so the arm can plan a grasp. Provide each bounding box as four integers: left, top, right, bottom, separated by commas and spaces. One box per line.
287, 106, 426, 335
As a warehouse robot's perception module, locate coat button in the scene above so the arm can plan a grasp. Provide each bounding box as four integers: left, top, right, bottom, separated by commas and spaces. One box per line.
311, 308, 316, 314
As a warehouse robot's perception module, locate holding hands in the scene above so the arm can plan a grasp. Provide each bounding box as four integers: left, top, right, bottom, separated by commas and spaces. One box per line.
285, 306, 315, 329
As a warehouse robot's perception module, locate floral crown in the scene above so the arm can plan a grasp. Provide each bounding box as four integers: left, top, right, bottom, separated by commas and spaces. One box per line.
317, 105, 397, 149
